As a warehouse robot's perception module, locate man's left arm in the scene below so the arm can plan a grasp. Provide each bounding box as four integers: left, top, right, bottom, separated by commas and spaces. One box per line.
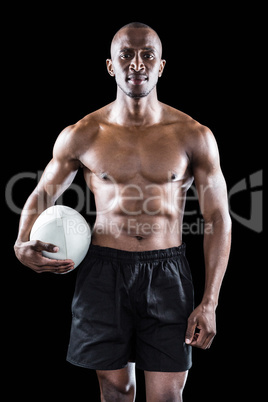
185, 127, 232, 349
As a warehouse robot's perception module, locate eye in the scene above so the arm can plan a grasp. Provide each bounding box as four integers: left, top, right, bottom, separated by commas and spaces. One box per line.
143, 53, 155, 60
120, 53, 132, 59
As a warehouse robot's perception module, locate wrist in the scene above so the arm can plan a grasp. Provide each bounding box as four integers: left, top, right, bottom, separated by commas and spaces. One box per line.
14, 236, 29, 249
14, 239, 25, 247
200, 296, 218, 310
16, 230, 31, 244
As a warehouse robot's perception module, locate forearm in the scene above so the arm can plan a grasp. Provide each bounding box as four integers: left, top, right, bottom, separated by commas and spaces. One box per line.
14, 187, 74, 273
16, 188, 55, 243
16, 158, 77, 243
202, 214, 232, 307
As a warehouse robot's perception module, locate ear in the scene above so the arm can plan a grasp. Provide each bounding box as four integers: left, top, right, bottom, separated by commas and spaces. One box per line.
158, 59, 166, 77
106, 59, 115, 77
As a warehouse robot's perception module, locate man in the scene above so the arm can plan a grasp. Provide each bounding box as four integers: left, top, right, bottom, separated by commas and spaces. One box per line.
14, 22, 231, 401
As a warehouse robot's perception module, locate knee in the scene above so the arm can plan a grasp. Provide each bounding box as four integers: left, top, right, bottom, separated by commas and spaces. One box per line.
101, 379, 134, 399
145, 371, 187, 402
98, 372, 135, 401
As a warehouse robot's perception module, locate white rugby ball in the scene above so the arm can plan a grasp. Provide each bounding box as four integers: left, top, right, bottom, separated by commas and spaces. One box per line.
30, 205, 91, 269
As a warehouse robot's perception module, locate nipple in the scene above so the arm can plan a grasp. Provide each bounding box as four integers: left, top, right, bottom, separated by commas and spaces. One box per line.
100, 172, 109, 180
171, 172, 178, 181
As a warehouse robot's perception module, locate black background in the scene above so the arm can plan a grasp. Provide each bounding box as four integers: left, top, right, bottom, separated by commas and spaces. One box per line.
4, 4, 264, 401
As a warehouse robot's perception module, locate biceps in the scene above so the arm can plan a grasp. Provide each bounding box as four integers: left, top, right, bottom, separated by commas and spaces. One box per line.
195, 168, 229, 221
36, 158, 79, 200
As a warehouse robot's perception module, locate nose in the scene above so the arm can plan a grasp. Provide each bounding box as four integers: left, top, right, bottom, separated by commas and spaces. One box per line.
130, 54, 145, 72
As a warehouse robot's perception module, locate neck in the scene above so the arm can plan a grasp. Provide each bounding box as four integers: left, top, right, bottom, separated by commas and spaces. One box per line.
109, 87, 162, 126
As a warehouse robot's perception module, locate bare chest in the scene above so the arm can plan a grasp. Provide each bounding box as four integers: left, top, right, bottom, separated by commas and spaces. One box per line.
80, 125, 191, 186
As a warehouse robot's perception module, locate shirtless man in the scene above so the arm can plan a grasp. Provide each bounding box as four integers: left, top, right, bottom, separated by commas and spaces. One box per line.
14, 22, 231, 401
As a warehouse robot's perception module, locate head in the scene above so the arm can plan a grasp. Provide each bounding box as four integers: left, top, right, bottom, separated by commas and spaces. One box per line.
106, 22, 166, 99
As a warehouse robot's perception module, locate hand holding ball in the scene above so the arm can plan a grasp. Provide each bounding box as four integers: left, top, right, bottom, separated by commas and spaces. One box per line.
30, 205, 91, 271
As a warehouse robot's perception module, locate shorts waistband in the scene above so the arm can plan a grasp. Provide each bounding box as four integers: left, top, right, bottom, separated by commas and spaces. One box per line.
88, 243, 186, 263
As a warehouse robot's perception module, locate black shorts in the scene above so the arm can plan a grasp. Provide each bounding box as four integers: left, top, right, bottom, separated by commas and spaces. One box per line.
66, 243, 194, 372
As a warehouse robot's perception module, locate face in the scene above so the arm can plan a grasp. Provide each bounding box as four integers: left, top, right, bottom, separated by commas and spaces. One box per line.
107, 28, 166, 99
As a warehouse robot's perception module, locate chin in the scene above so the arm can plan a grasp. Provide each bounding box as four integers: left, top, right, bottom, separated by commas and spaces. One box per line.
119, 83, 155, 99
127, 91, 149, 99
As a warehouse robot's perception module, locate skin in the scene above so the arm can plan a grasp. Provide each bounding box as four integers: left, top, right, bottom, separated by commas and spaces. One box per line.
14, 25, 231, 401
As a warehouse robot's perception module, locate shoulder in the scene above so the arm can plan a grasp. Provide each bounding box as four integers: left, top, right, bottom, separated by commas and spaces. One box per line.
186, 121, 218, 162
163, 104, 219, 164
53, 107, 107, 161
184, 119, 220, 173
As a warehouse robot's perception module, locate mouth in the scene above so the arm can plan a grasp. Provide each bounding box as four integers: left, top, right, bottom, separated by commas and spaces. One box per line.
127, 74, 148, 85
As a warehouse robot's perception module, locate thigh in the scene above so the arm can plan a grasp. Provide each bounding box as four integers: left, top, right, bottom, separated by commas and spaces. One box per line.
67, 252, 134, 370
136, 256, 194, 372
144, 370, 188, 402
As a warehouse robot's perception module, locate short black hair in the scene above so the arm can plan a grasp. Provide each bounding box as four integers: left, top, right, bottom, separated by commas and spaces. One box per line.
120, 22, 152, 30
111, 22, 162, 57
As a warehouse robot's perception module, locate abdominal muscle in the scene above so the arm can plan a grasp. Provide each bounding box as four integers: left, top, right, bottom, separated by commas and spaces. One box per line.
92, 214, 183, 251
87, 169, 190, 251
91, 189, 186, 251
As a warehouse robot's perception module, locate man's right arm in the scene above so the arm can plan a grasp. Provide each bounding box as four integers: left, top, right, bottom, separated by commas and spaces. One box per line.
14, 126, 81, 274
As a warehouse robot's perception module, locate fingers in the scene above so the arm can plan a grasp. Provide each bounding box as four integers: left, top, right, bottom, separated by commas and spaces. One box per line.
185, 307, 216, 350
31, 240, 59, 253
35, 257, 75, 274
29, 240, 75, 273
15, 240, 75, 274
185, 318, 197, 345
190, 327, 215, 350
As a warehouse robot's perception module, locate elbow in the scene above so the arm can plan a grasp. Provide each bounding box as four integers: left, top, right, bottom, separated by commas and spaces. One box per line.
226, 213, 232, 233
222, 211, 232, 234
204, 211, 232, 235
